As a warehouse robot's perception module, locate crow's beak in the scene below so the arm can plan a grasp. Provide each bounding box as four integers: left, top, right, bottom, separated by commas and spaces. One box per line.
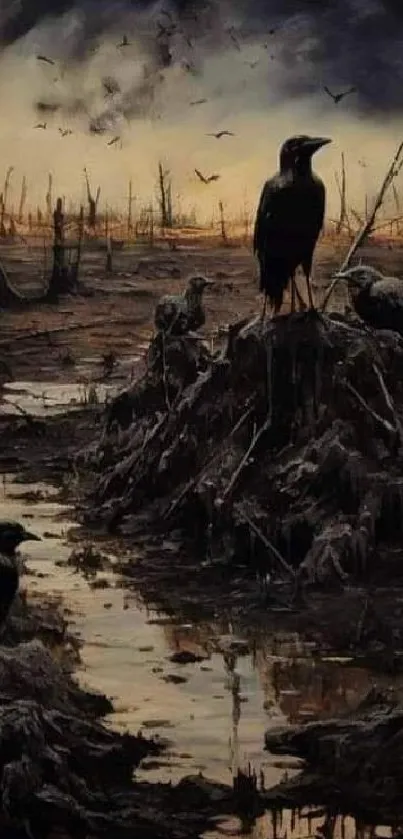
304, 137, 332, 154
21, 530, 41, 542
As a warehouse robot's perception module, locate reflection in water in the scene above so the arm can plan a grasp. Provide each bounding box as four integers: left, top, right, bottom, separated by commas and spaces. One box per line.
1, 472, 402, 839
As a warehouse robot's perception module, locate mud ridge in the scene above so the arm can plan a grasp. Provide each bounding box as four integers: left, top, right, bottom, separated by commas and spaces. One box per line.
84, 310, 403, 594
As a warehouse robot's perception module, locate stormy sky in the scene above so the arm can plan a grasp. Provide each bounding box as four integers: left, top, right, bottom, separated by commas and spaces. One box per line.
0, 0, 401, 220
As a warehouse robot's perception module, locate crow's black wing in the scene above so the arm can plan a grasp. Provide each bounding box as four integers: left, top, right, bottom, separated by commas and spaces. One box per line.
309, 175, 326, 241
253, 175, 292, 257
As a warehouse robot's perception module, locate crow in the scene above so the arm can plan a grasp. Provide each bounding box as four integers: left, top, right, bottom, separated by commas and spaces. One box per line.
333, 264, 403, 335
253, 135, 332, 317
206, 131, 235, 139
195, 169, 220, 184
0, 522, 41, 628
324, 85, 356, 104
36, 55, 55, 66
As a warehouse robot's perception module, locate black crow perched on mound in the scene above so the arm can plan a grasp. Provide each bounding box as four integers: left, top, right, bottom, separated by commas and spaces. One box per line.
334, 264, 403, 335
253, 134, 332, 317
0, 522, 41, 627
154, 275, 213, 335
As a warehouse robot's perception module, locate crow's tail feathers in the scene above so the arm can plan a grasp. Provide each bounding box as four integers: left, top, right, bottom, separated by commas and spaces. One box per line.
257, 253, 291, 313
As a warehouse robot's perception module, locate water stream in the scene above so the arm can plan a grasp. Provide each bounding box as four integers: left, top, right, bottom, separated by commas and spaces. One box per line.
1, 385, 401, 839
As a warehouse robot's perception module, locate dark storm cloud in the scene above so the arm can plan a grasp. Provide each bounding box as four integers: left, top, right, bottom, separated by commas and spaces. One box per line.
1, 0, 403, 112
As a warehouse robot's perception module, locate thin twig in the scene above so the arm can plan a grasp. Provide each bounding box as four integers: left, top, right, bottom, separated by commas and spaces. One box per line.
372, 362, 403, 444
163, 402, 254, 519
345, 381, 396, 435
237, 509, 295, 579
222, 415, 272, 501
160, 332, 171, 410
322, 140, 403, 311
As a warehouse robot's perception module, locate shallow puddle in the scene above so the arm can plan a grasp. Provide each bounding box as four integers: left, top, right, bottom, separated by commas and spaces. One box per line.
0, 473, 401, 838
1, 379, 116, 416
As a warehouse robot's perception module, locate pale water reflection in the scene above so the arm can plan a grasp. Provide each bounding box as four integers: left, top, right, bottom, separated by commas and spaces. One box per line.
0, 473, 401, 839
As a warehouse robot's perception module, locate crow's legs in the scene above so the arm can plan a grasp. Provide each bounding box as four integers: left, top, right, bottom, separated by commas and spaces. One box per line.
260, 294, 268, 325
302, 257, 316, 310
291, 277, 296, 312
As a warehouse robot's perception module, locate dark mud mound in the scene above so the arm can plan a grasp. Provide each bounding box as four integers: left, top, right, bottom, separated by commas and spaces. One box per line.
264, 689, 403, 824
84, 311, 403, 588
0, 632, 235, 839
0, 638, 159, 837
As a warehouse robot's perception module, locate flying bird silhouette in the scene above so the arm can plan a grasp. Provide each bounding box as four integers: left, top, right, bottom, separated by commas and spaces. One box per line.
103, 77, 121, 97
161, 9, 175, 23
89, 120, 107, 135
157, 21, 176, 38
36, 54, 55, 66
227, 27, 240, 50
34, 122, 47, 129
207, 131, 235, 139
181, 60, 197, 74
190, 98, 207, 106
59, 128, 73, 137
323, 85, 356, 104
195, 169, 220, 184
107, 136, 121, 146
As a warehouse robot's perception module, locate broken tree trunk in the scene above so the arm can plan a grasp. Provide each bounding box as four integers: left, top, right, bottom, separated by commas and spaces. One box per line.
84, 168, 100, 229
0, 167, 13, 237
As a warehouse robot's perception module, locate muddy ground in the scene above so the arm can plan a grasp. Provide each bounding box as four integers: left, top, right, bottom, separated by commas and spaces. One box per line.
1, 235, 403, 384
2, 236, 403, 833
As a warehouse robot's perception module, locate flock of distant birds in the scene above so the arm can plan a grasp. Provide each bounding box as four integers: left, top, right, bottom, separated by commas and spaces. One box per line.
33, 14, 358, 187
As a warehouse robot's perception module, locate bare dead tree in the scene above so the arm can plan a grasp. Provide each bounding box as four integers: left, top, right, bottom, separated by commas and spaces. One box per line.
70, 204, 84, 287
157, 162, 173, 228
392, 184, 401, 234
106, 236, 113, 273
104, 206, 109, 241
18, 176, 27, 224
335, 152, 347, 234
127, 179, 135, 239
323, 139, 403, 310
0, 167, 14, 237
8, 216, 16, 238
45, 173, 53, 220
166, 180, 173, 227
84, 168, 101, 229
149, 204, 154, 245
218, 200, 227, 243
47, 197, 65, 300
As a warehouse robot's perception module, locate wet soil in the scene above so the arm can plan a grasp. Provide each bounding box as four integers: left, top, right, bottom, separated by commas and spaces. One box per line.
2, 238, 403, 835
